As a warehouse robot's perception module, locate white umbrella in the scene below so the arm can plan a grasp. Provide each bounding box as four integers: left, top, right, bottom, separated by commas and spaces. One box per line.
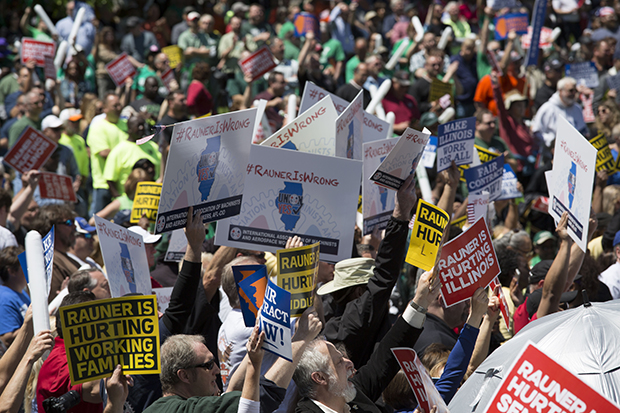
449, 300, 620, 412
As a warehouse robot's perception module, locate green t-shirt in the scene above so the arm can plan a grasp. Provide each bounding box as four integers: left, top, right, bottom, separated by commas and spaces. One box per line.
8, 117, 40, 149
283, 39, 300, 61
477, 51, 492, 80
143, 393, 241, 413
59, 132, 89, 178
103, 140, 161, 195
178, 30, 218, 66
0, 74, 19, 105
132, 66, 158, 99
117, 193, 134, 210
345, 55, 360, 83
320, 39, 345, 66
226, 69, 267, 97
87, 117, 128, 189
278, 21, 295, 39
28, 26, 53, 42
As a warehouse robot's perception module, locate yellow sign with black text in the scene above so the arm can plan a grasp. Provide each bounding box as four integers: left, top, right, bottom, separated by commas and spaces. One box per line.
131, 182, 163, 224
59, 295, 160, 385
162, 45, 182, 69
406, 200, 450, 271
451, 214, 467, 229
458, 145, 501, 182
277, 242, 320, 317
589, 134, 616, 173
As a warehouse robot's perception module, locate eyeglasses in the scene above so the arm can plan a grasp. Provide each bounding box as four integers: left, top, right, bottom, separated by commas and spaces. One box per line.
483, 120, 496, 126
59, 219, 74, 227
598, 107, 610, 114
76, 232, 93, 239
189, 359, 216, 371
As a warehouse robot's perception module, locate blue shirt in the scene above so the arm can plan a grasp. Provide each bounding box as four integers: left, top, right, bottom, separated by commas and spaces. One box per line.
0, 285, 30, 336
451, 54, 478, 103
55, 16, 96, 55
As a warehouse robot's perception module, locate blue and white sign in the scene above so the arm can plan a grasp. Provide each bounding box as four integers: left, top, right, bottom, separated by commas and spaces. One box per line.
497, 164, 523, 200
259, 280, 292, 361
464, 154, 505, 201
566, 62, 599, 89
524, 0, 548, 67
437, 117, 476, 172
422, 136, 438, 169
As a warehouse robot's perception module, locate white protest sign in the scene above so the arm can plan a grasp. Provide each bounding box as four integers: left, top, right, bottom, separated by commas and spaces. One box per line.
549, 117, 597, 251
437, 117, 476, 172
94, 216, 152, 298
156, 108, 257, 234
363, 112, 391, 142
370, 128, 431, 190
335, 90, 364, 160
565, 62, 599, 88
463, 154, 505, 201
154, 287, 173, 312
259, 280, 292, 361
215, 145, 362, 263
164, 229, 188, 262
467, 192, 489, 225
422, 136, 437, 168
363, 139, 397, 235
497, 164, 523, 200
261, 95, 338, 156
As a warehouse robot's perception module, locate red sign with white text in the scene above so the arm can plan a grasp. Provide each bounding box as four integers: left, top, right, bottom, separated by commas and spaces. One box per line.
105, 53, 136, 87
521, 26, 553, 49
581, 93, 595, 123
484, 342, 620, 413
532, 196, 549, 214
239, 46, 277, 82
4, 127, 58, 174
21, 38, 56, 67
39, 172, 77, 202
161, 68, 175, 92
391, 348, 449, 413
489, 277, 510, 332
437, 216, 500, 307
44, 55, 57, 80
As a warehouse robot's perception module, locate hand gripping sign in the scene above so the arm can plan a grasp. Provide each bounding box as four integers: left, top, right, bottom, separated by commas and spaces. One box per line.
406, 200, 450, 271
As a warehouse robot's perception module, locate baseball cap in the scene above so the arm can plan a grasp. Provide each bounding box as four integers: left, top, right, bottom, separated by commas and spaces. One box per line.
533, 230, 555, 246
317, 258, 375, 295
528, 260, 553, 285
231, 2, 250, 13
504, 90, 527, 110
613, 230, 620, 247
597, 6, 615, 17
41, 115, 63, 130
525, 287, 579, 317
75, 217, 96, 234
187, 11, 201, 21
128, 226, 162, 244
393, 70, 411, 86
543, 58, 563, 72
59, 108, 83, 123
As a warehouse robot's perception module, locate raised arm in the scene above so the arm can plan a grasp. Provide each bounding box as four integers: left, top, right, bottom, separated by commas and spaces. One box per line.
437, 161, 459, 219
0, 307, 34, 395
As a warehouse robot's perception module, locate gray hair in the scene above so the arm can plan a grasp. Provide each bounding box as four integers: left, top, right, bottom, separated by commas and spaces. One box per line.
68, 268, 99, 293
557, 77, 576, 91
293, 339, 334, 398
160, 335, 205, 393
494, 229, 530, 252
221, 256, 259, 308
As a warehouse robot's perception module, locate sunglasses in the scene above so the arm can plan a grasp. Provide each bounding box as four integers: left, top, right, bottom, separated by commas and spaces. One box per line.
76, 232, 94, 239
190, 359, 216, 371
59, 219, 74, 227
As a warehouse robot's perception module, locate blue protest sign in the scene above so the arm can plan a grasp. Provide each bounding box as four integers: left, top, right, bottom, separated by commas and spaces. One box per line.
293, 13, 319, 38
422, 136, 438, 169
566, 62, 599, 88
437, 117, 476, 172
19, 227, 54, 290
233, 265, 268, 327
494, 13, 529, 40
18, 252, 28, 283
464, 155, 505, 200
259, 280, 292, 361
497, 164, 523, 200
525, 0, 548, 67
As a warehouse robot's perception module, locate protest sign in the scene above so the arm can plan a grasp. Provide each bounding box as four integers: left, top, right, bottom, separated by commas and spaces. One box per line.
94, 216, 152, 297
293, 12, 319, 37
164, 229, 187, 262
21, 227, 55, 291
131, 182, 162, 224
494, 13, 529, 40
335, 90, 364, 160
239, 46, 277, 82
20, 38, 55, 67
406, 200, 450, 271
391, 348, 450, 413
370, 128, 431, 190
549, 117, 597, 251
429, 78, 454, 106
467, 192, 489, 225
38, 172, 77, 203
363, 138, 397, 234
521, 26, 553, 49
234, 265, 268, 327
566, 62, 599, 88
4, 126, 57, 174
259, 280, 292, 361
363, 112, 391, 142
581, 93, 595, 123
464, 154, 505, 201
262, 95, 338, 156
489, 277, 510, 331
437, 216, 500, 307
277, 242, 320, 317
44, 55, 56, 80
160, 68, 175, 92
58, 295, 160, 385
437, 117, 476, 173
524, 0, 548, 67
162, 45, 182, 69
459, 145, 498, 183
215, 145, 362, 263
105, 53, 136, 87
498, 164, 523, 200
531, 196, 550, 214
483, 342, 620, 413
156, 108, 256, 234
452, 214, 467, 230
422, 136, 437, 168
487, 0, 517, 10
154, 287, 173, 312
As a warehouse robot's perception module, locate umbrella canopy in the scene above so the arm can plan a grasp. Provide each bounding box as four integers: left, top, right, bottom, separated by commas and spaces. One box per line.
448, 300, 620, 412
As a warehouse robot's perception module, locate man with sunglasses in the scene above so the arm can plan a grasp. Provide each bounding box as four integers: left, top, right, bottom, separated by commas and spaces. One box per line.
67, 217, 103, 271
474, 108, 507, 154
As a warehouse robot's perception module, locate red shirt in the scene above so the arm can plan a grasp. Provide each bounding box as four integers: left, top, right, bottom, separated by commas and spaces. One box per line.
382, 92, 421, 126
187, 80, 213, 117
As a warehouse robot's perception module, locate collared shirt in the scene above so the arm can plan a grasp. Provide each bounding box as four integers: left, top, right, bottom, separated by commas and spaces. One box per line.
311, 399, 351, 413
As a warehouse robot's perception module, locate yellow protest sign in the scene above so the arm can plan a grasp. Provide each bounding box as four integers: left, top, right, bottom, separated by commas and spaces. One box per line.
58, 295, 160, 385
429, 78, 454, 106
162, 45, 182, 69
458, 145, 501, 182
131, 182, 162, 224
406, 200, 450, 271
589, 134, 616, 173
451, 214, 467, 229
277, 242, 320, 317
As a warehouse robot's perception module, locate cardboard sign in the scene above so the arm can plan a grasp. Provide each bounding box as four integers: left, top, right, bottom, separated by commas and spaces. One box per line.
259, 280, 292, 361
233, 265, 268, 327
239, 46, 277, 82
261, 95, 338, 156
94, 216, 152, 297
524, 0, 548, 67
335, 90, 364, 160
162, 45, 182, 69
429, 78, 454, 106
44, 55, 56, 80
494, 13, 529, 40
406, 200, 450, 271
484, 342, 620, 413
58, 295, 160, 385
370, 127, 431, 190
215, 145, 362, 263
164, 229, 187, 262
437, 117, 476, 173
105, 53, 136, 87
277, 242, 320, 317
467, 192, 489, 225
581, 93, 595, 123
566, 62, 599, 89
437, 216, 500, 307
489, 277, 510, 332
391, 348, 450, 413
38, 172, 77, 203
4, 126, 57, 174
531, 196, 550, 214
20, 38, 56, 67
521, 26, 553, 49
363, 138, 397, 234
131, 182, 162, 224
464, 154, 505, 201
160, 68, 175, 92
498, 164, 523, 200
549, 117, 597, 251
153, 287, 173, 312
293, 12, 319, 37
422, 136, 437, 168
156, 108, 257, 234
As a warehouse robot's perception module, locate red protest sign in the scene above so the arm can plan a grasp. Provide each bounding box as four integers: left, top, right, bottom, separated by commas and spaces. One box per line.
105, 53, 136, 87
4, 127, 58, 174
532, 196, 549, 214
161, 68, 175, 92
39, 172, 77, 203
521, 26, 553, 49
391, 348, 449, 413
239, 46, 277, 82
581, 93, 595, 123
485, 342, 620, 413
44, 55, 57, 80
21, 38, 56, 67
437, 216, 500, 307
489, 277, 510, 332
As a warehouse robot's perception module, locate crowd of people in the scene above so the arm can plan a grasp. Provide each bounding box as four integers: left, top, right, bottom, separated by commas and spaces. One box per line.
0, 0, 619, 412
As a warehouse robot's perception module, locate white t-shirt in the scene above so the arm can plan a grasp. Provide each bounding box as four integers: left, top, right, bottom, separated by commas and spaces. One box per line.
599, 261, 620, 299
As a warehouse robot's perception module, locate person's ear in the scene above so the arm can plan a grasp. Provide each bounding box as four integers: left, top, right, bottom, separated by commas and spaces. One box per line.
177, 368, 191, 384
311, 371, 329, 386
